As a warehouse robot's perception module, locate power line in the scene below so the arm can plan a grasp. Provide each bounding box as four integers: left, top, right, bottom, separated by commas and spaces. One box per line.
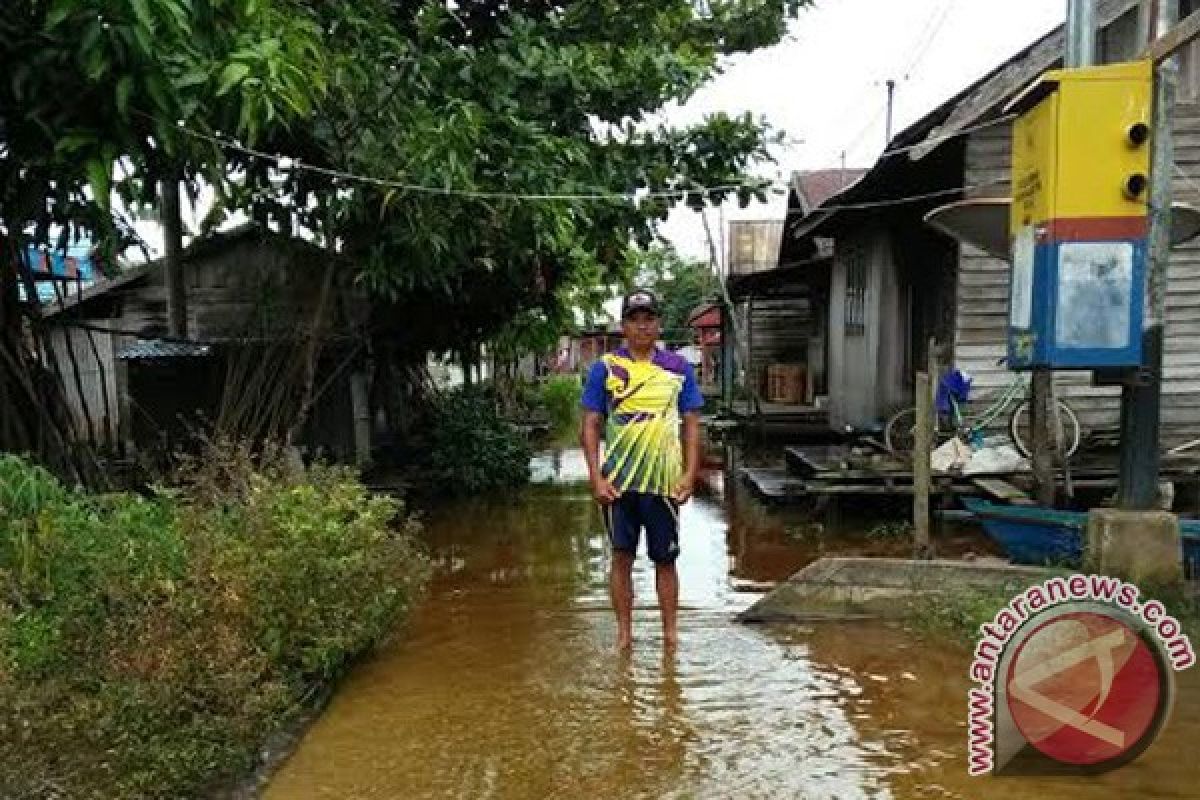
902, 0, 955, 79
169, 114, 1014, 207
817, 1, 955, 153
176, 126, 762, 203
813, 0, 958, 168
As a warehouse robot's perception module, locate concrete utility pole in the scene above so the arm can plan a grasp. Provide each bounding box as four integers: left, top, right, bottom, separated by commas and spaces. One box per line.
1066, 0, 1097, 67
1028, 0, 1099, 505
1118, 0, 1180, 509
885, 79, 897, 143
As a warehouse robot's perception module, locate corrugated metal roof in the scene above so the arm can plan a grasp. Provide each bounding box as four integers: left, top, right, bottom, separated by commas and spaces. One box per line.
116, 339, 213, 360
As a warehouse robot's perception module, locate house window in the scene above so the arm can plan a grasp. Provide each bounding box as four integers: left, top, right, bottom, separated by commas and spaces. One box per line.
844, 243, 867, 335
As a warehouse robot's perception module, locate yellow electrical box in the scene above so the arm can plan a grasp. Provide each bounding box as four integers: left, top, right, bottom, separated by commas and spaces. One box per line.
1010, 60, 1153, 232
1006, 60, 1153, 370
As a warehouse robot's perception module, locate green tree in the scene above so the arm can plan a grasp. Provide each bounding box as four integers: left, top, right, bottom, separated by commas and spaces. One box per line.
639, 247, 720, 345
242, 1, 807, 358
0, 1, 328, 478
1, 1, 812, 476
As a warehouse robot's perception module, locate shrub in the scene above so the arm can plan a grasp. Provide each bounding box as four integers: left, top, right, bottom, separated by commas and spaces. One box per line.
414, 386, 533, 497
538, 374, 583, 438
0, 447, 428, 799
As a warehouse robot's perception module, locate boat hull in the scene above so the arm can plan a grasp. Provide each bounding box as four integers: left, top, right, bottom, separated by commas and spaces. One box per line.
961, 498, 1200, 579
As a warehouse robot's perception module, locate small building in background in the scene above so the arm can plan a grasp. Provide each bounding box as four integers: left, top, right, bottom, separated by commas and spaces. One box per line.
551, 322, 623, 375
37, 226, 372, 466
687, 302, 722, 395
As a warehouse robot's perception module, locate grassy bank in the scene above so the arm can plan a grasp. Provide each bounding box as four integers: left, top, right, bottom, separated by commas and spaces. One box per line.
905, 578, 1200, 648
0, 447, 429, 800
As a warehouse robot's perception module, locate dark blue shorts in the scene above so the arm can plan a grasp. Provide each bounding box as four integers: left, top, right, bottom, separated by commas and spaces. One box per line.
602, 492, 680, 564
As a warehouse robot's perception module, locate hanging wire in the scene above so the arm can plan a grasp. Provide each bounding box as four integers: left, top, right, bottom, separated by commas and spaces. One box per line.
170, 115, 1015, 209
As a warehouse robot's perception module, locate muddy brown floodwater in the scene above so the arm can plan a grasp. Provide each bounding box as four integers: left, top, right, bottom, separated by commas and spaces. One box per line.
265, 448, 1200, 799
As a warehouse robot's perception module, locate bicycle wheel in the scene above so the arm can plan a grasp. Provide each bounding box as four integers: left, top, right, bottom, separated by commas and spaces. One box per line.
1009, 399, 1081, 459
883, 408, 918, 454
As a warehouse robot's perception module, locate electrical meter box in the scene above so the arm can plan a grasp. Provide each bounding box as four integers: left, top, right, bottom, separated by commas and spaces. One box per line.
1007, 60, 1152, 370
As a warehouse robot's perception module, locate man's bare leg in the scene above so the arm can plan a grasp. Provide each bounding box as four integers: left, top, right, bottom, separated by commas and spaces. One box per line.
611, 550, 635, 650
656, 562, 679, 649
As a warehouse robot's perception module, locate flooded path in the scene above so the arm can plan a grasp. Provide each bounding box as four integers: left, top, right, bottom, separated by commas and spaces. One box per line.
266, 449, 1200, 799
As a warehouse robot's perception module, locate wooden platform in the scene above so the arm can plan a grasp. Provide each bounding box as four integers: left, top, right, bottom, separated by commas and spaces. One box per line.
740, 467, 976, 504
972, 478, 1034, 505
728, 402, 832, 437
738, 444, 1200, 505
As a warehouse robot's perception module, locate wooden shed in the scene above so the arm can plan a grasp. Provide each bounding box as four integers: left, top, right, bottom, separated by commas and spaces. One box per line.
38, 226, 372, 465
788, 0, 1200, 445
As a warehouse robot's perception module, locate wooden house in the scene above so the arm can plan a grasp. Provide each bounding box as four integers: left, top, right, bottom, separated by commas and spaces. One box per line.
38, 226, 372, 465
687, 302, 722, 394
722, 174, 864, 428
551, 324, 622, 374
787, 0, 1200, 445
726, 217, 824, 412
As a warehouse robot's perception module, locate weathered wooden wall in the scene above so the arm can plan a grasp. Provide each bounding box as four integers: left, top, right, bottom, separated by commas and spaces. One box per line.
115, 235, 360, 340
743, 290, 815, 403
44, 326, 120, 447
43, 231, 367, 458
958, 106, 1200, 446
828, 226, 907, 429
729, 221, 786, 276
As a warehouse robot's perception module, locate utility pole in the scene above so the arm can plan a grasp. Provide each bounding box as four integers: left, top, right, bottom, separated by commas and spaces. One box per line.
1118, 0, 1179, 508
1028, 0, 1098, 506
885, 79, 897, 143
1066, 0, 1097, 66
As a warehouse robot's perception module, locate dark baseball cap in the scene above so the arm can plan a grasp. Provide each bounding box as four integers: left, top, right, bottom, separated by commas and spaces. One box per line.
621, 288, 661, 318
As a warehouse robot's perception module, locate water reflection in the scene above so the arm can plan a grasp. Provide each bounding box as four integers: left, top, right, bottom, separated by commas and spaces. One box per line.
265, 447, 1198, 799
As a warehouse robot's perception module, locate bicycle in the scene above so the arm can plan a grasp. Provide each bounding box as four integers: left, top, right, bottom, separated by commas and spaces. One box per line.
883, 364, 1081, 459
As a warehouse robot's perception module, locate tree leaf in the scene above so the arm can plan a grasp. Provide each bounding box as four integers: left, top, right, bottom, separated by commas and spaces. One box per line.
130, 0, 155, 31
55, 132, 97, 156
45, 5, 72, 30
115, 76, 134, 118
86, 159, 111, 212
217, 63, 251, 96
175, 69, 209, 90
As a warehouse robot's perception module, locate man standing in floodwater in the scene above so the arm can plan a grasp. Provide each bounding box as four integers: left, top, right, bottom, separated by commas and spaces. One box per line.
580, 288, 705, 650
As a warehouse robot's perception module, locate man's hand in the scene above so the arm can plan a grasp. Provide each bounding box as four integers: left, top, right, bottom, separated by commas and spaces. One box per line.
591, 476, 621, 505
673, 476, 695, 505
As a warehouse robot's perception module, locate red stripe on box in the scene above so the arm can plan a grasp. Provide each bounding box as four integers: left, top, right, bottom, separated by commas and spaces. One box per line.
1044, 216, 1148, 241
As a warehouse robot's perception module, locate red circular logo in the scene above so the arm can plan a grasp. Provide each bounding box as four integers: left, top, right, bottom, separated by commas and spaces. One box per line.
1005, 610, 1170, 768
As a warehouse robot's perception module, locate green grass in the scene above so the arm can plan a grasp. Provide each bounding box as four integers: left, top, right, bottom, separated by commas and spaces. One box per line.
0, 447, 429, 799
904, 578, 1200, 648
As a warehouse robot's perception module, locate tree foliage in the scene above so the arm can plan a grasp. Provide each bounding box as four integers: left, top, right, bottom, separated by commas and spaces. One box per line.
0, 1, 329, 476
640, 247, 721, 344
0, 0, 810, 473
230, 1, 808, 358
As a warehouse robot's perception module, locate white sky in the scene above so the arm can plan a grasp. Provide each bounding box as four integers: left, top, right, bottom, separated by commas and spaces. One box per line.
659, 0, 1068, 261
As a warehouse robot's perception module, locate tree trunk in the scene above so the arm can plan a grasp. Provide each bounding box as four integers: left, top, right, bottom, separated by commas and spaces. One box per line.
287, 202, 339, 445
161, 170, 187, 338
